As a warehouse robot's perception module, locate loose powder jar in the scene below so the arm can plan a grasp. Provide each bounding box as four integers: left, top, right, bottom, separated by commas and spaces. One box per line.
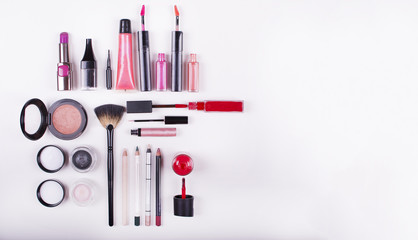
70, 147, 96, 172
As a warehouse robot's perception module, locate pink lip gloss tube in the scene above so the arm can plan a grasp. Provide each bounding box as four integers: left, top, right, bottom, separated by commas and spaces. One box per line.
130, 128, 176, 137
116, 19, 135, 90
156, 53, 167, 91
187, 54, 199, 92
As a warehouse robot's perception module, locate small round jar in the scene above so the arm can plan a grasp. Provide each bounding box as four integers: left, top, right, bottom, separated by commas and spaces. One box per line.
172, 153, 194, 176
71, 179, 95, 207
70, 147, 96, 173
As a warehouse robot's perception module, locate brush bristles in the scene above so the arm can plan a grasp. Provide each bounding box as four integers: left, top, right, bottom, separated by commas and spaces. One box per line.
94, 104, 126, 129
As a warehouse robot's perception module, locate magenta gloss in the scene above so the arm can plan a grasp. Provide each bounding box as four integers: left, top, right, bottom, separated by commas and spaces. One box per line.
156, 53, 167, 91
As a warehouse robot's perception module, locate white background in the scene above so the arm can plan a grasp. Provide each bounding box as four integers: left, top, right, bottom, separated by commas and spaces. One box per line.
0, 0, 417, 239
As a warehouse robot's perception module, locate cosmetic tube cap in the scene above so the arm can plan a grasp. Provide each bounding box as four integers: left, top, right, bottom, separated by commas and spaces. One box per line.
120, 19, 131, 33
173, 195, 194, 217
80, 39, 97, 89
171, 31, 183, 52
127, 100, 153, 113
164, 116, 188, 125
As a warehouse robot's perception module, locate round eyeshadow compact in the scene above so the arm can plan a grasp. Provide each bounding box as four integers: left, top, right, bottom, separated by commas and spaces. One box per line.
37, 179, 66, 207
70, 147, 96, 172
20, 98, 88, 140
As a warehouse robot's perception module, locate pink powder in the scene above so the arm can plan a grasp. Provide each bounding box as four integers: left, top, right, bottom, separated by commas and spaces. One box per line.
73, 183, 91, 203
52, 105, 82, 134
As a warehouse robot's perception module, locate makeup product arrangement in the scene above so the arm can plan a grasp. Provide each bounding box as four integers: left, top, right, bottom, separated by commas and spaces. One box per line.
20, 3, 244, 227
35, 145, 98, 207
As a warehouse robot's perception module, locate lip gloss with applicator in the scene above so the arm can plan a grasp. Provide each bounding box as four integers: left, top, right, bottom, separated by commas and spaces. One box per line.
171, 5, 183, 92
138, 5, 151, 91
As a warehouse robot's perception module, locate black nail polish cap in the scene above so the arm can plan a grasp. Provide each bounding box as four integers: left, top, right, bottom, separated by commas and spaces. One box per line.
174, 195, 194, 217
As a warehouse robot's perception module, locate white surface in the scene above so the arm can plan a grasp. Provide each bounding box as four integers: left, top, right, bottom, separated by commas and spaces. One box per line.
0, 0, 417, 239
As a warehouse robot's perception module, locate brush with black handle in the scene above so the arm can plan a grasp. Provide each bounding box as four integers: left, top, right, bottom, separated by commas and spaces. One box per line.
94, 104, 125, 226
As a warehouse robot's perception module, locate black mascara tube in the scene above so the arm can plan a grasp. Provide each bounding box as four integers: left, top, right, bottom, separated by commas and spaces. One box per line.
138, 31, 151, 91
171, 31, 183, 92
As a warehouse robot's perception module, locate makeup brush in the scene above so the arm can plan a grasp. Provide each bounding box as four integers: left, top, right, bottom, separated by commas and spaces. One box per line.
94, 104, 125, 227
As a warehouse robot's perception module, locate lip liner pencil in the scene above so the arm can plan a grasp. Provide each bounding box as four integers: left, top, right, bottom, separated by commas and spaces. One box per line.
122, 149, 128, 225
145, 145, 152, 226
134, 146, 141, 226
156, 148, 162, 226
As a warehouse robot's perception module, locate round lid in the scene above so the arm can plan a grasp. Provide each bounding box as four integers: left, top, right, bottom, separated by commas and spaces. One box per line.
36, 179, 65, 207
37, 145, 65, 173
20, 98, 48, 141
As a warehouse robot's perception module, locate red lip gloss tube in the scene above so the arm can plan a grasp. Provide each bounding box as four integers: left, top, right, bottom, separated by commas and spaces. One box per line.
131, 128, 176, 137
116, 19, 135, 90
57, 32, 72, 91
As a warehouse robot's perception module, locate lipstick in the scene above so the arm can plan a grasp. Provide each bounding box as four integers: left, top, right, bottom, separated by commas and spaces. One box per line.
57, 32, 72, 91
138, 5, 152, 91
80, 39, 97, 90
171, 5, 183, 92
116, 19, 135, 90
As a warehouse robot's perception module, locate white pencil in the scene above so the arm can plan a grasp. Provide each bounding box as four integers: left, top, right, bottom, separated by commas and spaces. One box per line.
145, 145, 152, 226
134, 146, 140, 226
122, 149, 128, 225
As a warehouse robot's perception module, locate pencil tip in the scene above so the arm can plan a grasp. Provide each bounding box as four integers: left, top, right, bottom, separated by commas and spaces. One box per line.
156, 148, 161, 156
147, 144, 151, 149
123, 149, 127, 156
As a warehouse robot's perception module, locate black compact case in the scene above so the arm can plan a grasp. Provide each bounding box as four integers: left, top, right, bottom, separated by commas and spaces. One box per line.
20, 98, 88, 141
